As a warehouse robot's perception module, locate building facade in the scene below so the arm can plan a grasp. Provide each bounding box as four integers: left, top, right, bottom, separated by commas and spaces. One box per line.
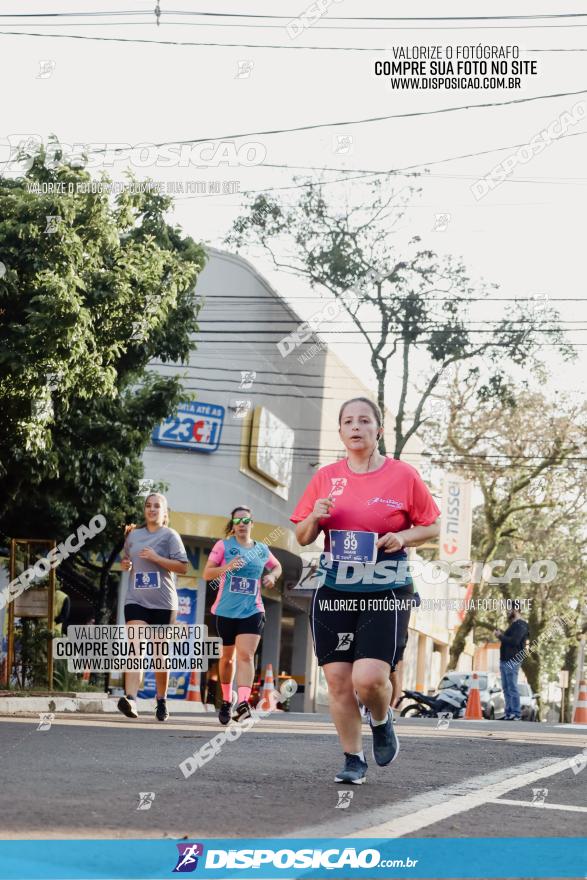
122, 247, 456, 709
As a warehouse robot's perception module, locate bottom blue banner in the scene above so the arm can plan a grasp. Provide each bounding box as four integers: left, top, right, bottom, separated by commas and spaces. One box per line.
0, 838, 584, 879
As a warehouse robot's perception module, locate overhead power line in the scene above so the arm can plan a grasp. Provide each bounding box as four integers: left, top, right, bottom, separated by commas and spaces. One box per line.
0, 30, 581, 52
191, 338, 586, 347
4, 9, 581, 21
172, 130, 587, 200
196, 318, 587, 326
0, 28, 386, 49
47, 88, 587, 157
4, 15, 587, 32
158, 11, 587, 22
198, 296, 586, 303
179, 327, 586, 335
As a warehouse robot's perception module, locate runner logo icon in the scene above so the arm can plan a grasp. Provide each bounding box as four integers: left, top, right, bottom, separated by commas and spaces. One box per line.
173, 843, 204, 872
335, 790, 354, 809
330, 477, 347, 497
336, 632, 354, 651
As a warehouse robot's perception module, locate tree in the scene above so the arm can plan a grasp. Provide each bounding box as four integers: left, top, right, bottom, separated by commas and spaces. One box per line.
225, 178, 571, 457
425, 372, 587, 672
0, 136, 205, 501
471, 505, 586, 710
0, 138, 206, 622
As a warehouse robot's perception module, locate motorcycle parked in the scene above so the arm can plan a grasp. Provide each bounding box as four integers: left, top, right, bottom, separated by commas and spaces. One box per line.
400, 682, 469, 718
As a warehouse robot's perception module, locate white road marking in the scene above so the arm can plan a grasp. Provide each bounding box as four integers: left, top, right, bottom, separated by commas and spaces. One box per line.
490, 798, 587, 813
347, 756, 577, 838
290, 756, 577, 839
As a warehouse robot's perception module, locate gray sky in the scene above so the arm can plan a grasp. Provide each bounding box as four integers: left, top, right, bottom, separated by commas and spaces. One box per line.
2, 0, 586, 402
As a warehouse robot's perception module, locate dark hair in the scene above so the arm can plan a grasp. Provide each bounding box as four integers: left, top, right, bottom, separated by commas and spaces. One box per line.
338, 397, 382, 428
224, 505, 252, 537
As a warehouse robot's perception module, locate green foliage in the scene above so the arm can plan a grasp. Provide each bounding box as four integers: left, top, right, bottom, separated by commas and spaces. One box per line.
429, 374, 587, 689
226, 178, 572, 457
0, 139, 205, 486
0, 138, 206, 615
12, 619, 53, 689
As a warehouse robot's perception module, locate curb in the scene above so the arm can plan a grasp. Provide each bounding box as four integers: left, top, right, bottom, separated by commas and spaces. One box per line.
0, 694, 117, 714
0, 694, 209, 715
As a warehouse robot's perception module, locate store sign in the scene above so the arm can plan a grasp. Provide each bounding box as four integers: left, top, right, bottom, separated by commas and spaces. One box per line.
152, 401, 224, 453
13, 588, 49, 618
439, 475, 473, 562
249, 406, 294, 486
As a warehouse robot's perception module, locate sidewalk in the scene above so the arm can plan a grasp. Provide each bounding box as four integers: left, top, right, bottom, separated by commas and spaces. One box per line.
0, 692, 208, 715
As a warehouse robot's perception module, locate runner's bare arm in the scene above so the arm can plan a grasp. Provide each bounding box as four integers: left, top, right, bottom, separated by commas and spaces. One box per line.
138, 546, 188, 574
376, 517, 441, 551
202, 557, 245, 580
262, 560, 282, 587
295, 497, 334, 546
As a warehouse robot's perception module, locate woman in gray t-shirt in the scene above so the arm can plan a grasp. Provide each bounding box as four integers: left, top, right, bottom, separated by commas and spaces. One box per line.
117, 492, 188, 722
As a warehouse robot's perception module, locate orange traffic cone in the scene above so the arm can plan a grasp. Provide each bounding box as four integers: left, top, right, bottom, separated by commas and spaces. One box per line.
571, 679, 587, 724
259, 663, 276, 711
185, 670, 201, 702
464, 672, 484, 720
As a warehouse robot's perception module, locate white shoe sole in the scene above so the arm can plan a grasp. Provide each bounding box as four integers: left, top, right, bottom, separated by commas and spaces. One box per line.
333, 775, 367, 784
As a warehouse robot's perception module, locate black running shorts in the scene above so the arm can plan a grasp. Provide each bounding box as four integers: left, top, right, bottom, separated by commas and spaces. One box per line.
390, 631, 409, 673
310, 586, 415, 667
214, 612, 265, 646
124, 603, 175, 625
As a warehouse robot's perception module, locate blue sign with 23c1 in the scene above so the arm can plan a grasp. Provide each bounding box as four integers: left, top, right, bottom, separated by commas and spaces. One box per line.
152, 402, 224, 453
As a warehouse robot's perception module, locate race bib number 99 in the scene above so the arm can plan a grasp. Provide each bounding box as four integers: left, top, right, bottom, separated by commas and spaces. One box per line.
329, 530, 377, 564
229, 576, 258, 596
133, 571, 161, 590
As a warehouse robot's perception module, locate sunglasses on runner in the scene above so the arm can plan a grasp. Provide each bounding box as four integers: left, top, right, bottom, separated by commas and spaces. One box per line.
232, 516, 252, 525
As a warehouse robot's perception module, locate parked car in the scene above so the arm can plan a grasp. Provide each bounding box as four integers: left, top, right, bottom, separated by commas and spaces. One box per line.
438, 672, 506, 719
517, 681, 540, 721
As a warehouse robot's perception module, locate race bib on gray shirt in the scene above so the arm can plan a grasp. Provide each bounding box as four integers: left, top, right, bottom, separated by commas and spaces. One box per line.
124, 526, 188, 611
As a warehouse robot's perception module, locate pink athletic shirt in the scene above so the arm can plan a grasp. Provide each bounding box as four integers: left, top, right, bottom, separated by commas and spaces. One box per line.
290, 457, 440, 549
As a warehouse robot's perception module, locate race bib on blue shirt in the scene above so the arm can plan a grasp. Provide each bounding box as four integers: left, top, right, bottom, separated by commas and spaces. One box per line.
228, 575, 258, 596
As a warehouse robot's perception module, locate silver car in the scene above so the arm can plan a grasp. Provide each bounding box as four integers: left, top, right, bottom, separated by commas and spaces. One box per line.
438, 672, 506, 719
517, 681, 540, 721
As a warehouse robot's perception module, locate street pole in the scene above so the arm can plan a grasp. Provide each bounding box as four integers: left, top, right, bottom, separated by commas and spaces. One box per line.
573, 636, 585, 708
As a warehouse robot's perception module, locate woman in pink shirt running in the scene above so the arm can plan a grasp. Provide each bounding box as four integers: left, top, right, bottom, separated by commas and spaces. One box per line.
291, 397, 440, 784
203, 506, 281, 725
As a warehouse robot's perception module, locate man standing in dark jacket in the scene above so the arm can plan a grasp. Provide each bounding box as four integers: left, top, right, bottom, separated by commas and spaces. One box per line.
494, 601, 530, 720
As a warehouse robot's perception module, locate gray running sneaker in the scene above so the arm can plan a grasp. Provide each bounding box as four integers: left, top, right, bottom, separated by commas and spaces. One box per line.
370, 708, 399, 766
334, 753, 368, 784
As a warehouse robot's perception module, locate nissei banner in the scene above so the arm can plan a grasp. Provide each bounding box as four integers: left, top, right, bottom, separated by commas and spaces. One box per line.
439, 476, 473, 562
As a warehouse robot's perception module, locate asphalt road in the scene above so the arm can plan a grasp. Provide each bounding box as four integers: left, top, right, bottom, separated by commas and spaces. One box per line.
1, 709, 586, 842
